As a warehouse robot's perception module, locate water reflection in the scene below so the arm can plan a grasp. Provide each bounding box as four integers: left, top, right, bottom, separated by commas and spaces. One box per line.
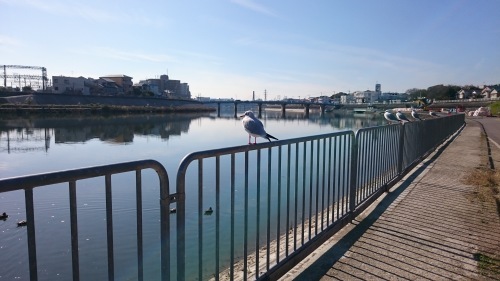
0, 113, 212, 152
0, 110, 384, 153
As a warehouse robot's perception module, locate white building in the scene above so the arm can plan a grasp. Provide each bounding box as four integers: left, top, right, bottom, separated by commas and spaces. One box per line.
52, 76, 90, 95
352, 90, 379, 103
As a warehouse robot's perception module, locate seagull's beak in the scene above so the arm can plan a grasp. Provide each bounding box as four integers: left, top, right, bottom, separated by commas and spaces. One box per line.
239, 114, 245, 118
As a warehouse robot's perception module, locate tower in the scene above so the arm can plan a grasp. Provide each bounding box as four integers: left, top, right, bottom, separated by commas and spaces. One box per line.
375, 83, 381, 93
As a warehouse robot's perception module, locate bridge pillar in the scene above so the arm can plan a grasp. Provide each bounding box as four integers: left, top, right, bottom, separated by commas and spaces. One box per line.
258, 103, 263, 118
304, 104, 310, 116
217, 102, 221, 117
281, 103, 286, 117
234, 102, 238, 118
320, 104, 326, 114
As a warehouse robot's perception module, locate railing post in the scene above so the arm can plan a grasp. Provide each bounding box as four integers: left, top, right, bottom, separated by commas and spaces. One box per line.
25, 188, 38, 281
396, 124, 406, 176
349, 133, 358, 217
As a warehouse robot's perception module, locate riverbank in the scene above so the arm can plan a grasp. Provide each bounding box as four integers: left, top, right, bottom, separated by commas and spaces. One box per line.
0, 93, 215, 115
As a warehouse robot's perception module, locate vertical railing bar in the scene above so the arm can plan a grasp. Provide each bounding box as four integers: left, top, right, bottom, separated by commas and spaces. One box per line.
339, 135, 345, 215
198, 159, 203, 281
308, 140, 314, 240
69, 180, 80, 281
363, 131, 373, 195
342, 134, 348, 215
327, 137, 332, 226
266, 147, 271, 270
392, 126, 399, 178
276, 146, 282, 263
244, 151, 249, 280
24, 187, 38, 281
135, 171, 143, 281
336, 137, 341, 219
105, 174, 114, 281
358, 133, 365, 204
301, 141, 306, 246
321, 138, 326, 231
369, 131, 376, 194
215, 156, 221, 281
364, 133, 370, 201
230, 153, 236, 279
383, 127, 392, 183
255, 150, 261, 278
376, 129, 383, 189
333, 136, 338, 220
286, 144, 291, 257
347, 134, 353, 213
293, 143, 299, 251
314, 139, 320, 236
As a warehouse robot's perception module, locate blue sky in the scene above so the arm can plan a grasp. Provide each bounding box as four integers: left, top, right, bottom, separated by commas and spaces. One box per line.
1, 0, 499, 100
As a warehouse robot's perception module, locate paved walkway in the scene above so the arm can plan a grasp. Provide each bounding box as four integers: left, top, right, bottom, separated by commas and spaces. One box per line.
281, 119, 500, 280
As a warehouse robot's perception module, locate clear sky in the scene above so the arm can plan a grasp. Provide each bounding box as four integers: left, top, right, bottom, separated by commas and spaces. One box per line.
1, 0, 499, 100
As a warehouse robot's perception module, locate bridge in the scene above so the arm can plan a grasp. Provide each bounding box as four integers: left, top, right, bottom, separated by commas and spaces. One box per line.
202, 99, 330, 117
202, 97, 500, 117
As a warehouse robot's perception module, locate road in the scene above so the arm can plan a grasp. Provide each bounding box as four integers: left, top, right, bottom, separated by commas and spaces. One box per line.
474, 117, 500, 150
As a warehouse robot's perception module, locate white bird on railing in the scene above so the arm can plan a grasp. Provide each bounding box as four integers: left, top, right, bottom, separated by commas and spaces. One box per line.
384, 110, 400, 124
396, 110, 411, 123
240, 111, 278, 144
411, 109, 421, 121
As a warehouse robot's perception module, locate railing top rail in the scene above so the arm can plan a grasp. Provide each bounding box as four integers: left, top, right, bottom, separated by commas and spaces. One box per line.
175, 130, 354, 192
0, 159, 169, 196
355, 123, 401, 136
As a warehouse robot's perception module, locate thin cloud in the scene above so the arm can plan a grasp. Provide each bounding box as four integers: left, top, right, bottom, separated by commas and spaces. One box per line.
0, 35, 21, 47
230, 0, 278, 17
0, 0, 165, 27
73, 46, 176, 63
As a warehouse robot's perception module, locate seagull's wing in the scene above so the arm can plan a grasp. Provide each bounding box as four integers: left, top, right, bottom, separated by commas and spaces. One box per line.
243, 116, 266, 137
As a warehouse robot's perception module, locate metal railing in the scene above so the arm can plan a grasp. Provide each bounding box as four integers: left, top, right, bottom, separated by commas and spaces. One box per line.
174, 114, 465, 280
0, 160, 170, 281
0, 114, 465, 281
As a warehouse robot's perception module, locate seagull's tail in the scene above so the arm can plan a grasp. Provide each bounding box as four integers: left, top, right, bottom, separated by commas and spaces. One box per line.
265, 133, 278, 142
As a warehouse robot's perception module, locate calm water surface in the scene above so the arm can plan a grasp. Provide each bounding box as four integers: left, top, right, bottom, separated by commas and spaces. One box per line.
0, 108, 385, 280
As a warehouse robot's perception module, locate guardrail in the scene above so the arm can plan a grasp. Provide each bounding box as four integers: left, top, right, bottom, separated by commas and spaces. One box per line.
0, 160, 170, 281
0, 114, 465, 281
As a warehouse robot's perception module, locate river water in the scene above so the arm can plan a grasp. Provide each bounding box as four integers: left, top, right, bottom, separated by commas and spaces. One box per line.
0, 107, 385, 280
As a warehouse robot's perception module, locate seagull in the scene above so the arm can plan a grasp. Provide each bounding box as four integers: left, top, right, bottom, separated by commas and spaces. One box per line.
411, 109, 421, 121
240, 111, 278, 144
396, 110, 411, 123
383, 110, 400, 124
429, 110, 439, 117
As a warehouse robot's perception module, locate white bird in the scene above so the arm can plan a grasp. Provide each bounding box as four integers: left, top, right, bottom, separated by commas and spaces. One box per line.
384, 110, 400, 124
396, 110, 411, 123
240, 111, 278, 144
411, 109, 421, 120
429, 110, 439, 117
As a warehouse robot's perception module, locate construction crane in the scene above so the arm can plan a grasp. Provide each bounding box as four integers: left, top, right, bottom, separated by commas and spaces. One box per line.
1, 65, 48, 90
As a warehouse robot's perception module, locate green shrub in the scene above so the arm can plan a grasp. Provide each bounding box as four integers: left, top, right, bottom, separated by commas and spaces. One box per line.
490, 101, 500, 116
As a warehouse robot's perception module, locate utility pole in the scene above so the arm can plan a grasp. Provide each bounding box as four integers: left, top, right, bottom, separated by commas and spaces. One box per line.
264, 89, 267, 101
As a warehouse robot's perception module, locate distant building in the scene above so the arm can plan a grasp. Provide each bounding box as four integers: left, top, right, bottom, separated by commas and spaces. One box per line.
353, 90, 379, 103
52, 76, 89, 95
99, 74, 133, 94
481, 86, 499, 98
136, 74, 191, 98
